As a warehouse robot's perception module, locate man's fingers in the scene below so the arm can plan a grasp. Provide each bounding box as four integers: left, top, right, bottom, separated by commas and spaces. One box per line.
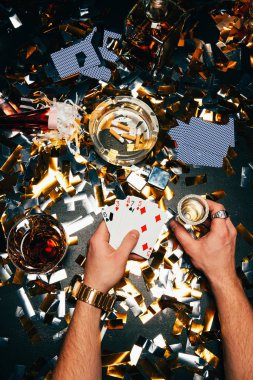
117, 230, 139, 261
129, 253, 145, 262
92, 221, 110, 243
205, 199, 229, 234
169, 219, 197, 253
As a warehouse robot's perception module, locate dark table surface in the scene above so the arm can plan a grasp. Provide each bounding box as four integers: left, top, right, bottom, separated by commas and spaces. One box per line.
0, 1, 253, 380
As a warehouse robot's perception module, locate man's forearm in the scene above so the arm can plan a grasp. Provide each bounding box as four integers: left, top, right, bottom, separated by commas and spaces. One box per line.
210, 274, 253, 380
52, 301, 102, 380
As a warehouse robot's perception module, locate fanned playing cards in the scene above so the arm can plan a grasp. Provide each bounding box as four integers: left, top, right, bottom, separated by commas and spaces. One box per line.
102, 196, 168, 259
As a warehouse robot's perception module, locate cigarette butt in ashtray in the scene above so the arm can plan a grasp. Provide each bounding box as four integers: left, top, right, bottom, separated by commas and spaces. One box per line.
100, 115, 115, 130
135, 128, 141, 148
111, 121, 130, 132
109, 128, 124, 143
121, 133, 136, 141
177, 194, 209, 226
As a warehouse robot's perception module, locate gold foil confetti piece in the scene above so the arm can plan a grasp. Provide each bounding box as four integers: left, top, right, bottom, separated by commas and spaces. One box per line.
12, 269, 24, 285
107, 365, 125, 379
223, 157, 235, 176
164, 186, 174, 201
39, 293, 57, 313
151, 246, 166, 269
158, 295, 192, 314
203, 301, 216, 332
19, 315, 41, 344
102, 351, 130, 367
75, 254, 86, 267
104, 192, 117, 205
115, 312, 127, 324
206, 189, 226, 201
172, 318, 184, 336
227, 146, 238, 160
93, 184, 104, 207
236, 223, 253, 245
74, 153, 88, 165
141, 263, 155, 290
185, 174, 207, 186
191, 288, 202, 299
139, 299, 161, 324
55, 172, 76, 196
28, 280, 58, 297
195, 346, 219, 368
66, 235, 78, 246
0, 145, 23, 174
44, 370, 53, 380
139, 357, 166, 380
176, 311, 192, 328
190, 321, 204, 334
106, 319, 124, 330
71, 279, 82, 299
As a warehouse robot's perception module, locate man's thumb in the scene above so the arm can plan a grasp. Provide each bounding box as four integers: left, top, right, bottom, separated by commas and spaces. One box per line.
169, 219, 195, 251
117, 230, 139, 260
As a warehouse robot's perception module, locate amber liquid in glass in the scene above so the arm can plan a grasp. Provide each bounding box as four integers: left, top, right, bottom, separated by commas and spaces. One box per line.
7, 214, 67, 273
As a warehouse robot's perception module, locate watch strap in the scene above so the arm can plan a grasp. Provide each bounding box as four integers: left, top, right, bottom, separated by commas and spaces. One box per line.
76, 283, 116, 312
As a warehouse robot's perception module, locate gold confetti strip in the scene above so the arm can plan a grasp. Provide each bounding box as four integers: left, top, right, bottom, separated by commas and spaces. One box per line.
19, 315, 41, 344
12, 269, 25, 285
139, 357, 166, 380
0, 145, 23, 174
185, 174, 207, 186
172, 318, 184, 336
206, 189, 226, 201
190, 321, 204, 334
195, 346, 219, 368
223, 157, 235, 176
102, 351, 130, 367
236, 223, 253, 245
151, 246, 166, 269
203, 301, 216, 332
105, 319, 124, 330
67, 235, 78, 246
141, 263, 155, 290
139, 299, 161, 324
107, 365, 126, 379
39, 293, 57, 313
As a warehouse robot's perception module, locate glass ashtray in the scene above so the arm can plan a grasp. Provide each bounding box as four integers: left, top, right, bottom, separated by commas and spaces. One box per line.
89, 96, 159, 166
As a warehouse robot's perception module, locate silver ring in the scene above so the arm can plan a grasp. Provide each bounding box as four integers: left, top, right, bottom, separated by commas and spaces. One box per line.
211, 210, 229, 219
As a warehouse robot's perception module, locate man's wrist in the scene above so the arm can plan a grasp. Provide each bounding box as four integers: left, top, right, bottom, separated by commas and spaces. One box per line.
207, 271, 241, 292
84, 275, 110, 293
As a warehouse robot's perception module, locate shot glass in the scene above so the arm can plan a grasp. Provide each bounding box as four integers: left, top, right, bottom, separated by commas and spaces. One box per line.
177, 194, 209, 226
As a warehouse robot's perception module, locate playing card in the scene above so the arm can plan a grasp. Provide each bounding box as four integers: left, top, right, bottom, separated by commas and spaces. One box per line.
132, 205, 167, 259
170, 118, 234, 157
102, 196, 167, 259
175, 144, 224, 167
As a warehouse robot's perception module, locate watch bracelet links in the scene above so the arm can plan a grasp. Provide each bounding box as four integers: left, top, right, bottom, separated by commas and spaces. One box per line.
76, 283, 116, 312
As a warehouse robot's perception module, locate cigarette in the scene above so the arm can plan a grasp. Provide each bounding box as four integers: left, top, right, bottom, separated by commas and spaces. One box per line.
121, 133, 136, 141
111, 121, 130, 132
109, 128, 124, 143
135, 128, 141, 148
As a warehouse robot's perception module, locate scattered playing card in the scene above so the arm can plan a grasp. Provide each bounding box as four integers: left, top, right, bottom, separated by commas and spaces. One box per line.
169, 117, 235, 167
102, 196, 167, 259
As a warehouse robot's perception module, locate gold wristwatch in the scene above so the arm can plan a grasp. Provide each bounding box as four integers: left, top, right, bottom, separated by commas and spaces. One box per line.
76, 283, 116, 312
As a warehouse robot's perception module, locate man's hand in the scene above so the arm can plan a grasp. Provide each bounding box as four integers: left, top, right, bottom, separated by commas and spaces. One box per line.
169, 199, 237, 284
84, 221, 139, 293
